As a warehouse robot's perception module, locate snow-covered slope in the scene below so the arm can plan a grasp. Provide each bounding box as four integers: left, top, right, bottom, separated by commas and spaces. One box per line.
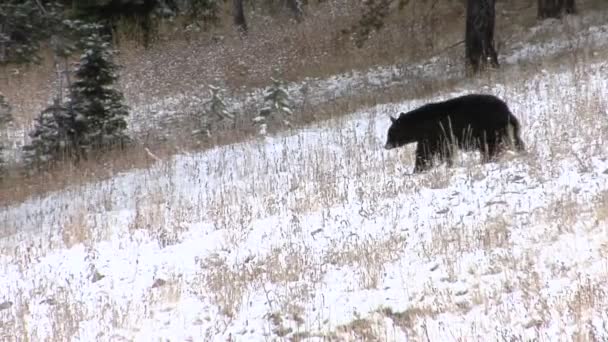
2, 53, 608, 341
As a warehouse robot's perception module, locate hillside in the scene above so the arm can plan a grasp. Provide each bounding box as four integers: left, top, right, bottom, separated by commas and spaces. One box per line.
2, 2, 608, 341
2, 45, 608, 340
2, 1, 608, 160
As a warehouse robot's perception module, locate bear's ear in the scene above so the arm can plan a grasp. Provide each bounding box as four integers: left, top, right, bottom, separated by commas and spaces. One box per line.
390, 116, 397, 123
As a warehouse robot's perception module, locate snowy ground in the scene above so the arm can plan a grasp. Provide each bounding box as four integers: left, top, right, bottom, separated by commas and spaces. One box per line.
1, 50, 608, 340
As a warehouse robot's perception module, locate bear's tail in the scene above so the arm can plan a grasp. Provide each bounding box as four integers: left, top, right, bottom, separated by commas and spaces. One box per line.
510, 118, 526, 152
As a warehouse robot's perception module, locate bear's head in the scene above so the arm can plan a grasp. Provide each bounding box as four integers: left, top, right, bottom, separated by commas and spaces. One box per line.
384, 113, 417, 150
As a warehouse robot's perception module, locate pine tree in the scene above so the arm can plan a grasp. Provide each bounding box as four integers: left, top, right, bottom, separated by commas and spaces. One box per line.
207, 85, 235, 121
23, 100, 73, 170
0, 1, 64, 65
0, 93, 13, 177
22, 22, 130, 170
253, 77, 293, 135
193, 85, 235, 138
68, 23, 130, 156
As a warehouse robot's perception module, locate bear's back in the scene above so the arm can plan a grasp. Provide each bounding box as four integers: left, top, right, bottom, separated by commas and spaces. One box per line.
399, 94, 510, 126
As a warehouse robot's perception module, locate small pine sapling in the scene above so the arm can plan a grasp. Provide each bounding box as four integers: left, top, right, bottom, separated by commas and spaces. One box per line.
208, 85, 235, 121
253, 77, 293, 135
23, 100, 73, 171
192, 85, 235, 138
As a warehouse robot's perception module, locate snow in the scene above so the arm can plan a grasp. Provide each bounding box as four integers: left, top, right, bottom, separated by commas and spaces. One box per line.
2, 54, 608, 340
3, 12, 608, 341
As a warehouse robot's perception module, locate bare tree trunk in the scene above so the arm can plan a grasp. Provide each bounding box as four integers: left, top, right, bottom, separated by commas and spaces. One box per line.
285, 0, 303, 21
538, 0, 576, 19
465, 0, 498, 74
0, 24, 6, 64
233, 0, 248, 34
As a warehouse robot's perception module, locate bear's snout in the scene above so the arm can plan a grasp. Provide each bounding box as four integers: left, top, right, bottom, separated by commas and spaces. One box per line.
384, 142, 395, 150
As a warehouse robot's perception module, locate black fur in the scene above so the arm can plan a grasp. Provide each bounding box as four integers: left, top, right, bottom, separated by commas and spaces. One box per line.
384, 94, 525, 173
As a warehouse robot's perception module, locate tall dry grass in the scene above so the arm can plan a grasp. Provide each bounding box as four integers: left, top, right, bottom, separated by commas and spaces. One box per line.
1, 46, 607, 339
2, 5, 608, 338
1, 0, 607, 206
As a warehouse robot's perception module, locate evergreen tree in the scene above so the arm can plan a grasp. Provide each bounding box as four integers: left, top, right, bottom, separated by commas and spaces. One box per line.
68, 23, 130, 156
0, 1, 64, 65
193, 85, 235, 138
23, 100, 73, 170
253, 77, 293, 135
22, 22, 130, 170
0, 94, 13, 177
207, 85, 235, 122
264, 78, 293, 117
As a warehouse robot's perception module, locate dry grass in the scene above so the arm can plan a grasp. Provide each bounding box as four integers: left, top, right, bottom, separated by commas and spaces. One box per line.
335, 317, 377, 341
381, 306, 436, 340
324, 232, 407, 289
3, 0, 602, 124
0, 121, 252, 206
595, 191, 608, 223
0, 48, 597, 208
115, 0, 468, 100
1, 3, 608, 341
1, 1, 607, 206
1, 84, 607, 340
189, 241, 322, 338
61, 207, 91, 248
1, 0, 464, 124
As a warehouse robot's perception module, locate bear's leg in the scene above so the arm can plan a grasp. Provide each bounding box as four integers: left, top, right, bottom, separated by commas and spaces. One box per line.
436, 145, 452, 168
440, 140, 455, 168
492, 129, 513, 160
414, 142, 433, 173
481, 135, 500, 163
488, 142, 500, 161
479, 133, 495, 163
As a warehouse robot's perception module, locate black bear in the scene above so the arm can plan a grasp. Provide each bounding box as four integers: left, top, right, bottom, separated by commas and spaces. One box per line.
384, 94, 525, 173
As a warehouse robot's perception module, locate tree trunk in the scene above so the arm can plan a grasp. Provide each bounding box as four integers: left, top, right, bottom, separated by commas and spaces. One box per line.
465, 0, 498, 74
538, 0, 576, 19
233, 0, 248, 34
0, 24, 6, 64
285, 0, 303, 21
